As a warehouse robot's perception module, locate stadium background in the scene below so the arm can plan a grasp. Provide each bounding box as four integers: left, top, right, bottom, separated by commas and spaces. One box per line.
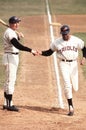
0, 0, 86, 129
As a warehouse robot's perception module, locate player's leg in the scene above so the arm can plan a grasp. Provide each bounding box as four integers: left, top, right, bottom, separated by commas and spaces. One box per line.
59, 61, 72, 98
71, 61, 78, 91
8, 61, 19, 111
66, 61, 78, 116
3, 63, 18, 111
3, 64, 13, 109
3, 54, 19, 111
59, 61, 74, 116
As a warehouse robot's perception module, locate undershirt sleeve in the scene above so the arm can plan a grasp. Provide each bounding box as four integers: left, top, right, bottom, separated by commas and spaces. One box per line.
82, 46, 86, 58
42, 48, 54, 56
10, 38, 32, 52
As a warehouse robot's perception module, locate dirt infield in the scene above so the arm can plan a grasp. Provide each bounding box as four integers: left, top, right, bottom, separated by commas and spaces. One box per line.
0, 15, 86, 130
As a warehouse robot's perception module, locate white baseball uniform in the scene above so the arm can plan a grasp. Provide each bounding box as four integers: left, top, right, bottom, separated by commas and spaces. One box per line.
50, 35, 84, 99
3, 28, 19, 95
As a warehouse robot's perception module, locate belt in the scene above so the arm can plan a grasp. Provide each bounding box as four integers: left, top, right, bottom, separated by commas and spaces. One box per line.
62, 59, 73, 62
5, 52, 19, 55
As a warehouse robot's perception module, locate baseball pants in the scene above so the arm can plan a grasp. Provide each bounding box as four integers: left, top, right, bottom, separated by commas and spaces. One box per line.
3, 53, 19, 95
59, 60, 78, 99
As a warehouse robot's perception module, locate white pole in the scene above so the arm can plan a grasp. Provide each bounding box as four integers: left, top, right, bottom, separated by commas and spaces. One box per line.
45, 0, 64, 108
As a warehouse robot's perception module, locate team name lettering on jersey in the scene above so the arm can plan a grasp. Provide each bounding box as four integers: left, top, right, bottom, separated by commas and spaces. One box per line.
58, 46, 77, 53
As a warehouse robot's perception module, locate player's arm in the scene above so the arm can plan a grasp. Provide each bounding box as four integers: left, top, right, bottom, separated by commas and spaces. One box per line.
41, 48, 54, 56
10, 38, 36, 55
81, 46, 86, 65
82, 46, 86, 58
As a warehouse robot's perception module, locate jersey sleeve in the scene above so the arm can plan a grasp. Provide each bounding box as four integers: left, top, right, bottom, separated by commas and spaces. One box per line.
50, 42, 56, 51
7, 29, 18, 41
77, 38, 84, 49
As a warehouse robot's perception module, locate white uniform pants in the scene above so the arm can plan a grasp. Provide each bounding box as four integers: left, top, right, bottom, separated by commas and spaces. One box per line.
59, 60, 78, 99
2, 53, 19, 94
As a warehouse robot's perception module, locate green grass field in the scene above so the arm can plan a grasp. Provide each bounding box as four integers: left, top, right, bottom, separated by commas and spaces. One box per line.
0, 0, 86, 87
49, 0, 86, 14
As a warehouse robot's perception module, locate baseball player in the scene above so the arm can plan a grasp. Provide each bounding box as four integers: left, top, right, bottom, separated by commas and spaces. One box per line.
38, 25, 86, 116
2, 16, 37, 112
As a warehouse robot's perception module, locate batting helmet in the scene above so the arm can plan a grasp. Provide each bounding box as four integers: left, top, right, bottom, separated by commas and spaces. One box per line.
9, 16, 21, 24
60, 25, 70, 35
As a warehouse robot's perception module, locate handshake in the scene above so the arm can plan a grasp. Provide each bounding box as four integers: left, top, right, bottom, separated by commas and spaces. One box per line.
31, 50, 42, 56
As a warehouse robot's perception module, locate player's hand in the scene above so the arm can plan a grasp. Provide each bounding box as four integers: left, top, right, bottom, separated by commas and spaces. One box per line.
36, 50, 42, 55
17, 32, 24, 38
31, 50, 38, 56
80, 57, 86, 65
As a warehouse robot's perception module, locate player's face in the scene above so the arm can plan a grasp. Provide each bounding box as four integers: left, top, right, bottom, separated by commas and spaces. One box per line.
62, 33, 70, 41
10, 22, 20, 30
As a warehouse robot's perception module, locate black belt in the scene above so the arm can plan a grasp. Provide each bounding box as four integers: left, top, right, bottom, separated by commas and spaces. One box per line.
62, 59, 73, 62
5, 52, 19, 55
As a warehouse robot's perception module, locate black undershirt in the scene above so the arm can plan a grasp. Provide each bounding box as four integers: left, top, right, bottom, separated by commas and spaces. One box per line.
42, 49, 54, 56
82, 46, 86, 58
11, 38, 32, 52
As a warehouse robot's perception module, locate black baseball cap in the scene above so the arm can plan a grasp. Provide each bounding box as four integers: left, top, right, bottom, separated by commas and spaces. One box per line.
60, 25, 70, 35
9, 16, 21, 24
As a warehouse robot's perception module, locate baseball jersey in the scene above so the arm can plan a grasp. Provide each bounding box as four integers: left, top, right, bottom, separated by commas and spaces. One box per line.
50, 35, 84, 60
3, 28, 19, 53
